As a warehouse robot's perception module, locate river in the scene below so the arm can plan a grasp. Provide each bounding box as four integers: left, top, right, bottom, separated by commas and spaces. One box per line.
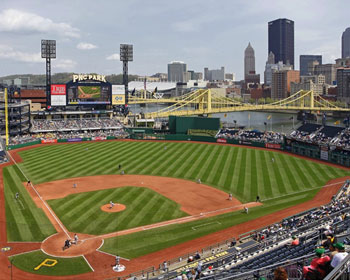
131, 104, 346, 134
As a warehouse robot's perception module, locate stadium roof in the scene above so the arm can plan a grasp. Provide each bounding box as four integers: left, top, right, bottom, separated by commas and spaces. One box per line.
128, 81, 176, 91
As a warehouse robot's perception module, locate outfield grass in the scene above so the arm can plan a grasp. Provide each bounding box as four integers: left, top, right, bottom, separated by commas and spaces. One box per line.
18, 141, 347, 202
3, 165, 56, 241
4, 141, 348, 251
9, 250, 92, 276
47, 187, 187, 235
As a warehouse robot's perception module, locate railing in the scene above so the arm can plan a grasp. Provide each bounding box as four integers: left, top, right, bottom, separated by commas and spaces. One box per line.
199, 253, 314, 280
324, 253, 350, 280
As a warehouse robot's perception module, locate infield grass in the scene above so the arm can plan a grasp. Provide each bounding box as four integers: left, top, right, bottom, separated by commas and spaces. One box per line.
9, 250, 92, 276
47, 187, 187, 235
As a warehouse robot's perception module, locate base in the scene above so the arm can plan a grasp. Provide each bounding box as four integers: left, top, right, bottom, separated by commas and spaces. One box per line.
113, 264, 126, 272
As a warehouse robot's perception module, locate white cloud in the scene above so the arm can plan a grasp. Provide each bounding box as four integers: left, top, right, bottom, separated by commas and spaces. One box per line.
309, 43, 340, 64
106, 53, 120, 60
53, 59, 77, 70
76, 42, 97, 50
0, 9, 80, 38
172, 14, 220, 33
0, 44, 42, 63
172, 21, 197, 32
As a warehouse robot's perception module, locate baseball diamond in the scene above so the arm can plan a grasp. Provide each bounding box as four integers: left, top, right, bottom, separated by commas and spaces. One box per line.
0, 140, 349, 279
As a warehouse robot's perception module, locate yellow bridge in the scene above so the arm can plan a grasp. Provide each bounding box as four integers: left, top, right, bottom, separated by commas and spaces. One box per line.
128, 89, 350, 118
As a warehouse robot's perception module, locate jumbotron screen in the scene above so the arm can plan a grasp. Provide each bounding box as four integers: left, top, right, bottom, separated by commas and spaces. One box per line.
67, 84, 111, 105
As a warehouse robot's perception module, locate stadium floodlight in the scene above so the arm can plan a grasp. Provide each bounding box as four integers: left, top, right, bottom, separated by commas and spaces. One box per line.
120, 44, 133, 107
41, 39, 56, 108
120, 44, 133, 61
41, 40, 56, 58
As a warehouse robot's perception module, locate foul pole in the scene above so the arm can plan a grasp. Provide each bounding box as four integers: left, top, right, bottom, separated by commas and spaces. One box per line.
4, 88, 9, 147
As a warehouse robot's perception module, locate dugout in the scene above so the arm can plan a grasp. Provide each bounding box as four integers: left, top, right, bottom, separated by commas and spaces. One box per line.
168, 116, 220, 135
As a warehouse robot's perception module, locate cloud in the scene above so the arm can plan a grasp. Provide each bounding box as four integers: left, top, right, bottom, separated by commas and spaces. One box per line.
309, 43, 340, 63
106, 53, 120, 60
0, 44, 42, 63
172, 14, 220, 33
0, 9, 80, 38
76, 42, 98, 50
53, 59, 77, 70
172, 21, 197, 32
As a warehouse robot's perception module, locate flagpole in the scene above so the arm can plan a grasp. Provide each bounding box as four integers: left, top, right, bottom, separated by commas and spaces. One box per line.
270, 116, 272, 131
248, 113, 251, 129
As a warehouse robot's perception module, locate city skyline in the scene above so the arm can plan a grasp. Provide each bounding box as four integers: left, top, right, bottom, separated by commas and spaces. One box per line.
0, 0, 349, 81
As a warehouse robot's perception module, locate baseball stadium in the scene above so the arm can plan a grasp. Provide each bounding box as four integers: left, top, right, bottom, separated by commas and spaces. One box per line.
1, 81, 350, 280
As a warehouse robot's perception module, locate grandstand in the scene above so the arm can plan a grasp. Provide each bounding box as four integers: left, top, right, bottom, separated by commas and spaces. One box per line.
290, 124, 345, 146
31, 118, 123, 132
215, 128, 284, 144
0, 138, 8, 164
6, 118, 128, 145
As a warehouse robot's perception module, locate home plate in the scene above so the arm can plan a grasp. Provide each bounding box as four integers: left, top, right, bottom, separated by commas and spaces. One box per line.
113, 265, 126, 272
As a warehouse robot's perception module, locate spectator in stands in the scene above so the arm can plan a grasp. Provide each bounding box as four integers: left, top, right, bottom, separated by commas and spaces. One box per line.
327, 243, 338, 259
323, 225, 333, 238
194, 251, 201, 260
322, 234, 337, 249
287, 235, 299, 246
230, 238, 237, 247
273, 267, 288, 280
330, 243, 348, 269
162, 261, 167, 272
303, 248, 330, 279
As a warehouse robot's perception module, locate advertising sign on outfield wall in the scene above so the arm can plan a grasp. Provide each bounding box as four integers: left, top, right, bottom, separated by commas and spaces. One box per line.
265, 143, 282, 150
217, 138, 227, 143
41, 139, 57, 144
51, 84, 66, 106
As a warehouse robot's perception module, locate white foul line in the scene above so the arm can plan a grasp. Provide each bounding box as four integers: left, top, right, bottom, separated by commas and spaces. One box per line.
7, 152, 71, 239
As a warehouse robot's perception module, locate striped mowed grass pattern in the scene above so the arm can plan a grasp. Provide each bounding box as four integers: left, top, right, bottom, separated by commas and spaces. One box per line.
3, 165, 56, 241
47, 187, 187, 235
18, 141, 348, 202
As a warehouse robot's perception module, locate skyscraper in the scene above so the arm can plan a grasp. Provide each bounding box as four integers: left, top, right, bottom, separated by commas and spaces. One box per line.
244, 42, 255, 79
299, 55, 322, 76
268, 18, 294, 67
337, 68, 350, 102
167, 61, 188, 82
342, 27, 350, 58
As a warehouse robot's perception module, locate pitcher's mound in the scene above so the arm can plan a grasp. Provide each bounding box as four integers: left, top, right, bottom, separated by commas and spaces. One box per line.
101, 203, 126, 213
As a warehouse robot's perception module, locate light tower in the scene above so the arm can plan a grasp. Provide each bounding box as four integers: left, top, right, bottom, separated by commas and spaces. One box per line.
41, 40, 56, 108
119, 44, 133, 109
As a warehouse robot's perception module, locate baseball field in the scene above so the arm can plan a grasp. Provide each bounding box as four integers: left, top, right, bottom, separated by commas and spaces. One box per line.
1, 140, 349, 278
78, 85, 101, 99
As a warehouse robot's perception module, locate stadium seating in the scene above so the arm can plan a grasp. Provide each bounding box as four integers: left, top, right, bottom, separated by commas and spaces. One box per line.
0, 140, 8, 164
8, 119, 128, 145
215, 128, 284, 144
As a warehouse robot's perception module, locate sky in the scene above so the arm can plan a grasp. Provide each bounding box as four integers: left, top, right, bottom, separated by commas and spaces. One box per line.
0, 0, 349, 80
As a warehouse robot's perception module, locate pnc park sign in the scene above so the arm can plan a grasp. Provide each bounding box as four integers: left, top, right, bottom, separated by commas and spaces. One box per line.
73, 74, 107, 83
